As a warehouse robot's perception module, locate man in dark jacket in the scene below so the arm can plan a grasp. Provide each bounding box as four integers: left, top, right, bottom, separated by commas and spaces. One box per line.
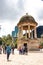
6, 44, 11, 61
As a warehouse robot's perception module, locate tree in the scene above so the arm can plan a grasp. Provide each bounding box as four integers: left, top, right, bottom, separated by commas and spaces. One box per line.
0, 37, 2, 45
13, 38, 17, 48
2, 34, 12, 46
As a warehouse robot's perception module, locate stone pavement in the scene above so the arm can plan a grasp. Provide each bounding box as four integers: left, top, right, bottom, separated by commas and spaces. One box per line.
0, 53, 43, 65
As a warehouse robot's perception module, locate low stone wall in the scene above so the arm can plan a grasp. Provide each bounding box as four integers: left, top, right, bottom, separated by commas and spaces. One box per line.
17, 38, 42, 51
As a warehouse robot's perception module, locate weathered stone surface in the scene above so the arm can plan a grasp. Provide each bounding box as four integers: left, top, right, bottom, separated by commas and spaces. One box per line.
0, 53, 43, 65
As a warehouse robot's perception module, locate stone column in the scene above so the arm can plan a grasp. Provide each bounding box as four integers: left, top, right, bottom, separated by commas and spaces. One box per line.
28, 25, 30, 38
18, 27, 20, 39
18, 26, 23, 39
21, 26, 23, 38
25, 30, 27, 39
31, 30, 33, 39
34, 27, 37, 38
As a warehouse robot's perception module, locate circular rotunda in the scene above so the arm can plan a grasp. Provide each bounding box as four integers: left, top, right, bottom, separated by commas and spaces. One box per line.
17, 13, 39, 51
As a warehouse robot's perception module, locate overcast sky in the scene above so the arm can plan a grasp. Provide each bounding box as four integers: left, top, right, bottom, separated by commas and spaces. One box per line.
0, 0, 43, 37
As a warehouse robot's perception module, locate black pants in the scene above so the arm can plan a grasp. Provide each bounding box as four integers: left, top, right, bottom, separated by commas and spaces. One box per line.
7, 53, 10, 60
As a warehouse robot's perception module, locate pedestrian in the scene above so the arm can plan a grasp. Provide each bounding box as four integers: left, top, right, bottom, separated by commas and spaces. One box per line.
19, 46, 22, 54
5, 45, 7, 54
6, 44, 11, 61
0, 45, 2, 54
22, 46, 25, 54
11, 44, 15, 54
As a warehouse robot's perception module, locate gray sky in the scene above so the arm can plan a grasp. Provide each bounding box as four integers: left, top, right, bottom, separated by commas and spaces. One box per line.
0, 0, 24, 20
0, 0, 43, 37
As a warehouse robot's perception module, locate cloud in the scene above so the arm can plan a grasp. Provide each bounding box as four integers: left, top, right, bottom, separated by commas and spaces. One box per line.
0, 0, 25, 36
0, 0, 24, 20
37, 9, 43, 20
0, 20, 17, 37
0, 0, 43, 37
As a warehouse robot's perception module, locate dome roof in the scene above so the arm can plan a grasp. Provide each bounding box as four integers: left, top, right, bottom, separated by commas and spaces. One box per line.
17, 13, 38, 26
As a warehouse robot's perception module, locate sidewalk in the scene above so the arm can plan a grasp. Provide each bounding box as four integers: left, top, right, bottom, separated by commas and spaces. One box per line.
0, 53, 43, 65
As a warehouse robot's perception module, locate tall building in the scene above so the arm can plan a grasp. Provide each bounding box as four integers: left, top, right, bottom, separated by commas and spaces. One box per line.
37, 26, 43, 38
12, 26, 18, 37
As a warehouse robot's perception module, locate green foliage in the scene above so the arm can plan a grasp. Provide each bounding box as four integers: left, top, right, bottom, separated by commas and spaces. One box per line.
0, 37, 2, 45
14, 38, 17, 48
41, 34, 43, 38
40, 42, 43, 48
2, 34, 12, 46
1, 34, 17, 48
2, 36, 7, 44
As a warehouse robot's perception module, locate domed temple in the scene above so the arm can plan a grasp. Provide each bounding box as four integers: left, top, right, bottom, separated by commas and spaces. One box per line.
17, 13, 39, 51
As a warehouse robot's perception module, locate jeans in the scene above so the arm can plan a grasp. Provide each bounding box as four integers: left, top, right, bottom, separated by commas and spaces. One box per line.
7, 53, 10, 60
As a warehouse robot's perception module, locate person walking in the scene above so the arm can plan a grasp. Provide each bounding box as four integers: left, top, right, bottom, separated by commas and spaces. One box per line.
6, 44, 11, 61
0, 45, 2, 54
11, 44, 15, 54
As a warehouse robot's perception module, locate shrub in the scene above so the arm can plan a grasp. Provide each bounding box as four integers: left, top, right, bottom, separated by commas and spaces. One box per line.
39, 42, 43, 48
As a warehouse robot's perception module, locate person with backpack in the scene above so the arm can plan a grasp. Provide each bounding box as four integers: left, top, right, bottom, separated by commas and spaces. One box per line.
6, 44, 11, 61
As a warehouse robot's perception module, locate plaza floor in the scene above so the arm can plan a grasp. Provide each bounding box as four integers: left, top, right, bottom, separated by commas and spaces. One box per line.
0, 52, 43, 65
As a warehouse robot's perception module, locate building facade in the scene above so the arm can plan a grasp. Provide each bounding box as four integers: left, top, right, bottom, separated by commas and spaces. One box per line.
12, 26, 18, 37
17, 13, 39, 51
